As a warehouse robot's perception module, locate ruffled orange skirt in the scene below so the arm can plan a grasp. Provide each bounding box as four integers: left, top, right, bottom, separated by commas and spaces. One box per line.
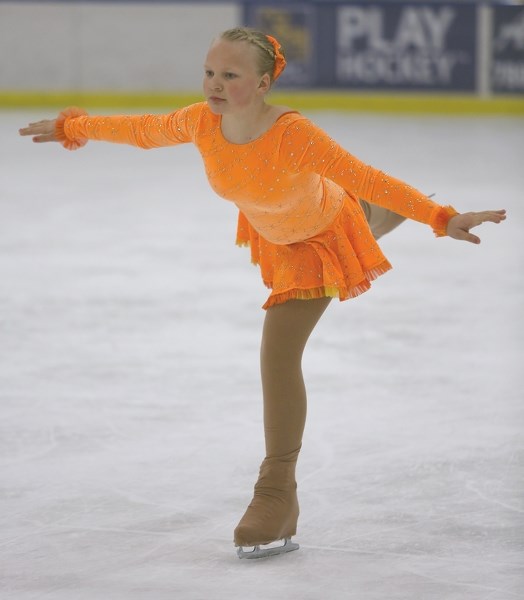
236, 195, 393, 309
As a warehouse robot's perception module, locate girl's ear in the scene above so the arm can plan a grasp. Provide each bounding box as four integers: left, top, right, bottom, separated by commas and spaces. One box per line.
258, 73, 272, 94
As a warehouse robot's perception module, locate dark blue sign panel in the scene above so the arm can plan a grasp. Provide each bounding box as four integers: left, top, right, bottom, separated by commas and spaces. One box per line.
491, 6, 524, 94
244, 2, 477, 92
333, 3, 476, 91
243, 3, 316, 86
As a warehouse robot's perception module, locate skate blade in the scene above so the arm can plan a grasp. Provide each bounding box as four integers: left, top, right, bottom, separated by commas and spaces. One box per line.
237, 538, 299, 560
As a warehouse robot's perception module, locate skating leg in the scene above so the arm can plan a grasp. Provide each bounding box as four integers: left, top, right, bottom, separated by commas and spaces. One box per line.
235, 297, 331, 557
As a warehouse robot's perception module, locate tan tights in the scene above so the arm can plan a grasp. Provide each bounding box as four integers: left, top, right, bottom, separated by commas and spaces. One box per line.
260, 297, 331, 459
359, 199, 406, 240
234, 298, 331, 546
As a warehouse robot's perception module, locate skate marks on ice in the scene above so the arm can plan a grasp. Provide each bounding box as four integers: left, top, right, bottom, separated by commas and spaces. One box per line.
299, 540, 521, 599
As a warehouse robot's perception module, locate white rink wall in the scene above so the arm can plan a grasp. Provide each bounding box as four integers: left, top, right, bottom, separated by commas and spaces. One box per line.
0, 1, 239, 91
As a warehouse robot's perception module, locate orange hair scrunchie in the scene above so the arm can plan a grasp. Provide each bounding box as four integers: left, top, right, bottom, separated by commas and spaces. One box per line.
266, 35, 287, 81
55, 106, 89, 150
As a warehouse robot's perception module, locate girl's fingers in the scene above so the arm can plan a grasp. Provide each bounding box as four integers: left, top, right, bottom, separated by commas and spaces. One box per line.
19, 125, 43, 136
470, 210, 506, 228
455, 227, 481, 244
33, 133, 57, 143
465, 232, 481, 244
485, 210, 507, 223
19, 119, 56, 136
480, 210, 506, 222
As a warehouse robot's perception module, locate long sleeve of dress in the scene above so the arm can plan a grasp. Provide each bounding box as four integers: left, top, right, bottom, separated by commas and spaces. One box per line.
279, 117, 458, 236
59, 105, 198, 149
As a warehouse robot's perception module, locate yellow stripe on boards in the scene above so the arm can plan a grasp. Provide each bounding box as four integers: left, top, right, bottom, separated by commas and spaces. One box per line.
272, 92, 524, 115
1, 91, 523, 115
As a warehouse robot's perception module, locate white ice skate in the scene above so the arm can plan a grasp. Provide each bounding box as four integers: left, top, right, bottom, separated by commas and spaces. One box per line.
236, 537, 299, 560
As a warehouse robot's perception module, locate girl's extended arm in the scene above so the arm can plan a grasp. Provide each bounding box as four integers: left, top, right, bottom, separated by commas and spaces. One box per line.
281, 117, 505, 243
19, 105, 196, 150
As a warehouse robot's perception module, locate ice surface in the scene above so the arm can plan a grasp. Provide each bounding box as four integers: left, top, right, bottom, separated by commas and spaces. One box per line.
1, 109, 523, 599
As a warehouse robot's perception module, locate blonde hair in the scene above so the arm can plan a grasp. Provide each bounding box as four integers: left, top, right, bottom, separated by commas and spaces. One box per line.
220, 27, 285, 83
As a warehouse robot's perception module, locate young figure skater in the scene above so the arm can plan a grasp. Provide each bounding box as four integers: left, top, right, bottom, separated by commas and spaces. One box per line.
19, 27, 506, 559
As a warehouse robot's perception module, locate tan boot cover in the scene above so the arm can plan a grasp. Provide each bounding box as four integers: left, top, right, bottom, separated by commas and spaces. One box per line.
234, 454, 299, 547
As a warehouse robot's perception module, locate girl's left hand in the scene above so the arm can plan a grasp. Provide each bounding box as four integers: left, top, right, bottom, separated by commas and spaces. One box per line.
447, 210, 506, 244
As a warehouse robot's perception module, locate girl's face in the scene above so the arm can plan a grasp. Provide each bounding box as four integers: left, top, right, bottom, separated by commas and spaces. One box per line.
203, 39, 269, 114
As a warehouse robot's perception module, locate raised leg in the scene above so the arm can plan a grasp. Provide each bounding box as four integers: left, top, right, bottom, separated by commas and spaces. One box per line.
234, 297, 331, 555
359, 199, 406, 240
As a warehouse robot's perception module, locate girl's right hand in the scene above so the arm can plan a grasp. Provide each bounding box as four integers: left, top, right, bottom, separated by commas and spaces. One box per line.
19, 119, 58, 143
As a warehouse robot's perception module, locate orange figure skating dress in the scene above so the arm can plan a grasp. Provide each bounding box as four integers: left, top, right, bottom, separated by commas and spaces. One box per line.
57, 102, 457, 308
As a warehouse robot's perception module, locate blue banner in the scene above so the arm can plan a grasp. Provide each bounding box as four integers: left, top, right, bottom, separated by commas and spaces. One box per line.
491, 6, 524, 94
333, 3, 476, 91
244, 2, 477, 92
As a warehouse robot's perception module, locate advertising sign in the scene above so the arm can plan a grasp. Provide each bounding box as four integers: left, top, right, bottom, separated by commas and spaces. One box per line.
334, 3, 477, 91
491, 6, 524, 94
244, 1, 523, 95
